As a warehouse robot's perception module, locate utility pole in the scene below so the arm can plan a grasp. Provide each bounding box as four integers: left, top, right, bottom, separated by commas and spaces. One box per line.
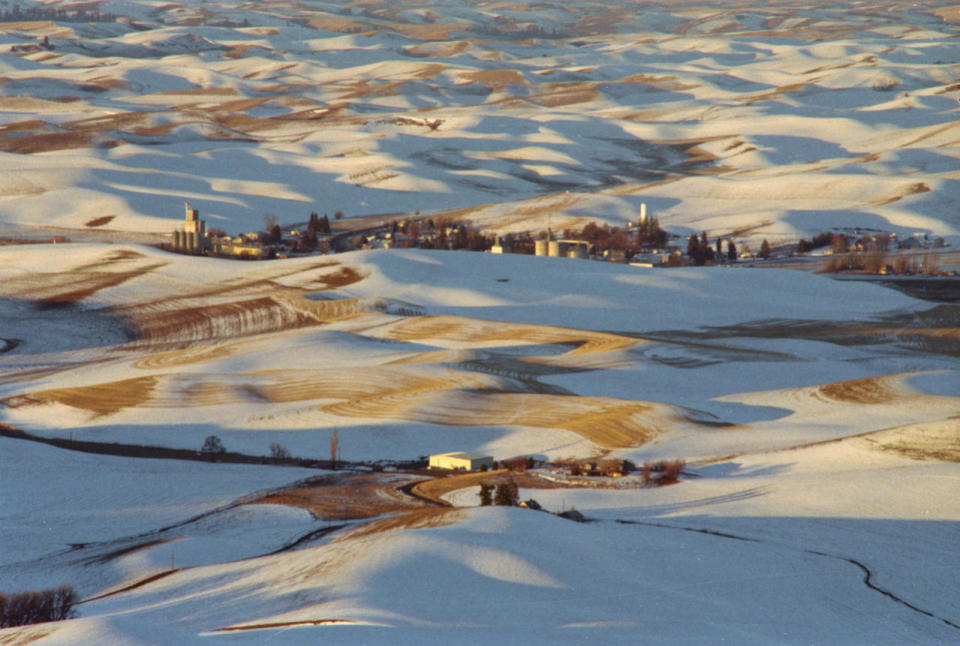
330, 428, 338, 470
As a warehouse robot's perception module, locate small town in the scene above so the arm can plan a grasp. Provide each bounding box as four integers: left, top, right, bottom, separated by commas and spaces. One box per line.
167, 200, 954, 275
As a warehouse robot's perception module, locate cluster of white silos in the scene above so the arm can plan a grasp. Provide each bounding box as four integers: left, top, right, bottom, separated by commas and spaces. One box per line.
531, 204, 649, 260
534, 234, 562, 257
534, 236, 588, 259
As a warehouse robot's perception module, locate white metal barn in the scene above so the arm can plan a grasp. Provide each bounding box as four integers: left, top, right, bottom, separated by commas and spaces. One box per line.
429, 452, 494, 471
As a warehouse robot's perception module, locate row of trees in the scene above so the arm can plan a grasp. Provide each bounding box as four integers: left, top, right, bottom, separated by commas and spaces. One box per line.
0, 6, 117, 22
0, 586, 77, 628
259, 212, 336, 251
203, 434, 341, 466
560, 216, 669, 256
823, 249, 940, 275
796, 231, 895, 255
687, 232, 738, 266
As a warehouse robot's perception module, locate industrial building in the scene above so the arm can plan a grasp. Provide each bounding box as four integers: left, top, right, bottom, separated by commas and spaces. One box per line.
172, 201, 208, 253
534, 229, 589, 259
428, 452, 494, 471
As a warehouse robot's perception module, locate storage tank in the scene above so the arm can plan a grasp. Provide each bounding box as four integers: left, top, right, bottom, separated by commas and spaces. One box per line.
534, 239, 548, 256
548, 240, 560, 257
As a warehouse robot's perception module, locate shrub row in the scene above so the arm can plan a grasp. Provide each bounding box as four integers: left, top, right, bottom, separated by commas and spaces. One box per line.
0, 585, 77, 628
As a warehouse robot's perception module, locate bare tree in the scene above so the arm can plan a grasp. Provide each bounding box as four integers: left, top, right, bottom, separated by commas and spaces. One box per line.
0, 586, 77, 627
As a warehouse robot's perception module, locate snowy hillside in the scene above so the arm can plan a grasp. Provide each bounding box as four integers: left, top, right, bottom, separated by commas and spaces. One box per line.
0, 243, 957, 643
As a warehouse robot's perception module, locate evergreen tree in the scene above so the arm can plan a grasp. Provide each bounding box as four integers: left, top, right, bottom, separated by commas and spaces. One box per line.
494, 481, 519, 506
727, 239, 738, 261
687, 234, 713, 266
760, 239, 771, 259
454, 224, 468, 250
636, 215, 666, 248
479, 483, 493, 506
267, 224, 282, 244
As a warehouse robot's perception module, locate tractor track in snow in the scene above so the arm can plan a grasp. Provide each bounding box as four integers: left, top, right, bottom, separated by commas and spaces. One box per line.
615, 518, 960, 633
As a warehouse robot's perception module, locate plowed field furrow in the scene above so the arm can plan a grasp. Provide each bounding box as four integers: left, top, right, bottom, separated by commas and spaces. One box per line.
124, 295, 369, 345
380, 315, 640, 355
0, 264, 166, 305
251, 368, 500, 405
132, 342, 242, 369
322, 390, 673, 448
4, 366, 516, 412
3, 376, 158, 416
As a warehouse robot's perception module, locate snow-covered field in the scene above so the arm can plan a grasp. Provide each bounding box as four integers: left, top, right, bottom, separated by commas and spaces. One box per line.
1, 0, 959, 643
0, 0, 957, 249
0, 244, 957, 643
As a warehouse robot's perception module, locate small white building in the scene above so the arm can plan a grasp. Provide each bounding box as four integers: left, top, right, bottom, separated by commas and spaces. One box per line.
429, 452, 494, 471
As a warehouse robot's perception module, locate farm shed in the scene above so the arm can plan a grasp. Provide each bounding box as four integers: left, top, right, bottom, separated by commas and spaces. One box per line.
429, 452, 494, 471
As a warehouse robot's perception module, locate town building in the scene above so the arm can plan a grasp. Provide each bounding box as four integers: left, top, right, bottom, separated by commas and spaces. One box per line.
210, 233, 270, 259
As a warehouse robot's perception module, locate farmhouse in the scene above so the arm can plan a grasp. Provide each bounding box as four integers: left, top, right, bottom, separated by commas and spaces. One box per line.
210, 233, 270, 259
429, 452, 494, 471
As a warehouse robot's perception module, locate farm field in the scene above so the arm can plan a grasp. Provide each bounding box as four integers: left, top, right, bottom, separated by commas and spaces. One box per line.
0, 0, 959, 643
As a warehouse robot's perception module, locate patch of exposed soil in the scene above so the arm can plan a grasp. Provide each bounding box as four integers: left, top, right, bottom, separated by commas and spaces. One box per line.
818, 375, 905, 405
333, 507, 462, 540
858, 421, 960, 462
249, 473, 435, 521
84, 215, 115, 228
410, 469, 581, 504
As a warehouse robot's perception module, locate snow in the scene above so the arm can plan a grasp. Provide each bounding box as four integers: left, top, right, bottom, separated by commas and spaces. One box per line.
17, 507, 960, 644
0, 440, 318, 567
1, 0, 959, 642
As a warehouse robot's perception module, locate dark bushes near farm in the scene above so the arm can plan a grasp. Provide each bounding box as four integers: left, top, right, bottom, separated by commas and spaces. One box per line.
0, 585, 77, 627
641, 459, 686, 486
479, 481, 519, 506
